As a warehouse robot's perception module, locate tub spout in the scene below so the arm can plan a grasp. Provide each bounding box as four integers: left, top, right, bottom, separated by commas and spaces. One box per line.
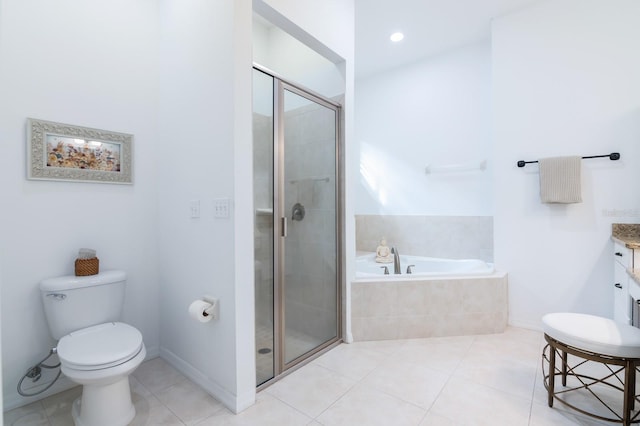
391, 247, 401, 274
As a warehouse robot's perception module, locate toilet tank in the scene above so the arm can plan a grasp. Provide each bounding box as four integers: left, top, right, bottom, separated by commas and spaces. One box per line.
40, 270, 127, 340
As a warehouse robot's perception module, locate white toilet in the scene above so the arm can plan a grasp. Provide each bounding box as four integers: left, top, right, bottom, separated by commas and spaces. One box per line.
40, 270, 146, 426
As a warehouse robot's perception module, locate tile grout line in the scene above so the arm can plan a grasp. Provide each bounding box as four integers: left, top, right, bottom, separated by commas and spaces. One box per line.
306, 342, 397, 423
8, 330, 565, 426
527, 339, 544, 426
419, 335, 480, 425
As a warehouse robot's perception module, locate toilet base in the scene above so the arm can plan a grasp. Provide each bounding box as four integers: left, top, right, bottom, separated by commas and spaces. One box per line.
71, 376, 136, 426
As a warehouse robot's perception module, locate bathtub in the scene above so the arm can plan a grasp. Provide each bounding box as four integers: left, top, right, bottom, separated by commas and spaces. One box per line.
355, 252, 494, 280
351, 252, 507, 341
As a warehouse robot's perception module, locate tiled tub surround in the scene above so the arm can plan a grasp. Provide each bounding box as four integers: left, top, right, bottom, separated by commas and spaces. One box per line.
351, 273, 508, 341
356, 215, 494, 262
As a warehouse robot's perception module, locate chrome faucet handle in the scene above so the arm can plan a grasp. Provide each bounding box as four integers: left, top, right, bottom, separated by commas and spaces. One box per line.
406, 265, 415, 274
391, 247, 401, 274
380, 266, 389, 275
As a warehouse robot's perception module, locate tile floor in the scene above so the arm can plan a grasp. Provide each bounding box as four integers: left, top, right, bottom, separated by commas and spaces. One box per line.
3, 327, 626, 425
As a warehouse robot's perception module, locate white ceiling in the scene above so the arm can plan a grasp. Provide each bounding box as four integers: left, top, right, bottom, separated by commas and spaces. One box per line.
355, 0, 543, 79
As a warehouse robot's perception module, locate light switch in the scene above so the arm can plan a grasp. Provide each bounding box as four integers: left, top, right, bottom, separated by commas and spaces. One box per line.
190, 200, 200, 218
214, 198, 230, 218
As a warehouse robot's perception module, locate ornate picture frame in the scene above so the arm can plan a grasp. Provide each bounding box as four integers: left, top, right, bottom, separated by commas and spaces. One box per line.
27, 118, 133, 184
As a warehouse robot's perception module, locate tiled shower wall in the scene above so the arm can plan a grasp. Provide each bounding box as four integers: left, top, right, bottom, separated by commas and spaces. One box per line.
356, 215, 493, 262
253, 100, 338, 344
253, 113, 273, 330
283, 101, 337, 342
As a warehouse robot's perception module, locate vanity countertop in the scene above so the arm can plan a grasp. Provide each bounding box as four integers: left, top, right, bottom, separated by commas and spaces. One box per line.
612, 223, 640, 249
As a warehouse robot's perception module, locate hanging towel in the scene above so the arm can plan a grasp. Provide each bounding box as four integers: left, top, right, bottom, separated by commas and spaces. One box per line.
538, 156, 582, 204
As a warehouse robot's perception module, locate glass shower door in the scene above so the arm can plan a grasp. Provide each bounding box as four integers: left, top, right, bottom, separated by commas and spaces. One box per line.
253, 66, 341, 386
253, 69, 275, 386
279, 84, 339, 367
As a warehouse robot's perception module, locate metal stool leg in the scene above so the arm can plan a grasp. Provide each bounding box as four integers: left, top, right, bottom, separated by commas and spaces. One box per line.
561, 350, 568, 387
623, 360, 635, 425
631, 363, 636, 412
544, 334, 640, 424
548, 343, 556, 407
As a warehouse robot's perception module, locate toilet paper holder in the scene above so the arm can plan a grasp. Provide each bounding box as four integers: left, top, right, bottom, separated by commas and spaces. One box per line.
201, 296, 218, 320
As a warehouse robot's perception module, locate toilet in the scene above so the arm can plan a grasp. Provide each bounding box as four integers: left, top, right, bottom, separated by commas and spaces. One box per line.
40, 270, 146, 426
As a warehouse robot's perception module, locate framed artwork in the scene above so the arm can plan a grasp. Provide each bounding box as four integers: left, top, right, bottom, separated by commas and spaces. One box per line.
27, 118, 133, 184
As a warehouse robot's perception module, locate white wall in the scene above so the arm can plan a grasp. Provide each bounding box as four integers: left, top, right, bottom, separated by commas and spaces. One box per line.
156, 0, 255, 412
0, 0, 354, 414
253, 17, 345, 100
0, 0, 161, 410
493, 0, 640, 329
1, 0, 6, 415
232, 0, 257, 412
156, 0, 354, 413
0, 264, 3, 418
355, 41, 492, 216
258, 0, 354, 64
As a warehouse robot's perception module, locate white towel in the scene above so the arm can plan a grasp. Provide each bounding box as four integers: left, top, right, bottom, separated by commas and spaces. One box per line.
538, 156, 582, 204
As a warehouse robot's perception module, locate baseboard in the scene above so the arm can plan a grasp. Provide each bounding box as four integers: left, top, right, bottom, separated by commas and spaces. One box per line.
144, 344, 160, 359
343, 330, 354, 344
4, 343, 160, 413
3, 375, 76, 412
159, 348, 255, 414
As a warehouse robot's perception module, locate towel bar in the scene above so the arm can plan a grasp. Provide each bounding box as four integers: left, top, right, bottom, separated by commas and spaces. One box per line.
517, 152, 620, 168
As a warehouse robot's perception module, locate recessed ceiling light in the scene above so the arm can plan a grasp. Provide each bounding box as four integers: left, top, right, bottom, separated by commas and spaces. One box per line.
390, 32, 404, 42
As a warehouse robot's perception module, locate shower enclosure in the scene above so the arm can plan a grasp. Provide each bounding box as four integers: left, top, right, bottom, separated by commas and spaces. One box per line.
252, 66, 342, 386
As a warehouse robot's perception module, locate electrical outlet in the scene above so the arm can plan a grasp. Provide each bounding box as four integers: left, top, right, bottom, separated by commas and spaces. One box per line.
213, 198, 230, 218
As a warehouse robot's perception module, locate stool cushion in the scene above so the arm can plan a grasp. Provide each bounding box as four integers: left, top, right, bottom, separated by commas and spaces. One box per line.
542, 313, 640, 358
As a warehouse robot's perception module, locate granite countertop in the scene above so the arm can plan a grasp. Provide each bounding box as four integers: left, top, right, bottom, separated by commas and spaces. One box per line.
614, 224, 640, 285
612, 223, 640, 249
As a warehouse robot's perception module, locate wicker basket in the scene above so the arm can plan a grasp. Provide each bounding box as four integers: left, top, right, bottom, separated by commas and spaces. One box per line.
75, 257, 99, 276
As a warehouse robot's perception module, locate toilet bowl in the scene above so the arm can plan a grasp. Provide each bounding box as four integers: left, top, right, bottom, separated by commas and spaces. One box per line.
40, 271, 145, 425
57, 322, 146, 426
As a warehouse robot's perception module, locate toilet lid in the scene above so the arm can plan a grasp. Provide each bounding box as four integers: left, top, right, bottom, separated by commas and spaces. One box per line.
57, 322, 143, 370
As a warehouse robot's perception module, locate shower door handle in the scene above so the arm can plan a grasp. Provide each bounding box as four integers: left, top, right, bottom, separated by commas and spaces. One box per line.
281, 217, 288, 237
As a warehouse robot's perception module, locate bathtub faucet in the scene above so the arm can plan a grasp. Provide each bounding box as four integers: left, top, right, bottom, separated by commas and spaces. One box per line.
391, 247, 401, 274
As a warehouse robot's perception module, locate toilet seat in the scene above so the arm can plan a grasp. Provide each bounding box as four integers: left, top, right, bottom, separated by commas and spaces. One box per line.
57, 322, 143, 371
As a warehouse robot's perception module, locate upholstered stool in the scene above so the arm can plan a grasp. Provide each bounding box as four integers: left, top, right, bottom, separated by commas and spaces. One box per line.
542, 313, 640, 425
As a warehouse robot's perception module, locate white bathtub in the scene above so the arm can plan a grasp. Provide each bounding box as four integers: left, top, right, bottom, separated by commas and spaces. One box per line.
355, 252, 494, 280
